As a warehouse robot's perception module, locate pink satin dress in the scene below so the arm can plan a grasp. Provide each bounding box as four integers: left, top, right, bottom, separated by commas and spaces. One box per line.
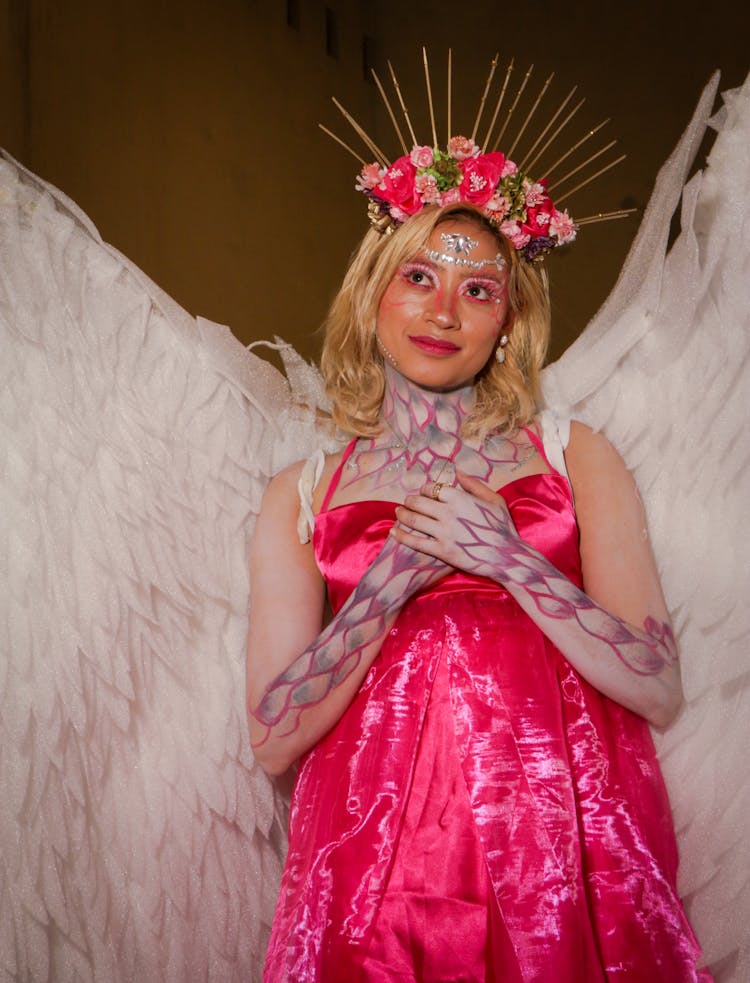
264, 434, 710, 982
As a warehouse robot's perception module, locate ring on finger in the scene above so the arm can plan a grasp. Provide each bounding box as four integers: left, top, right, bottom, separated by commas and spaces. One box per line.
431, 482, 444, 501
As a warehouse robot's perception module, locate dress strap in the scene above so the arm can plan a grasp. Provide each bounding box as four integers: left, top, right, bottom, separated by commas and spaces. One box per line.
319, 438, 358, 513
526, 410, 572, 490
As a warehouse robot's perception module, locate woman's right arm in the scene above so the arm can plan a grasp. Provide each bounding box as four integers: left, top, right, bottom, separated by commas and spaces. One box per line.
246, 463, 448, 775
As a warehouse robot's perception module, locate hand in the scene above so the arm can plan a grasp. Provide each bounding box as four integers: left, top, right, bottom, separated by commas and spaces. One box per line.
391, 471, 519, 579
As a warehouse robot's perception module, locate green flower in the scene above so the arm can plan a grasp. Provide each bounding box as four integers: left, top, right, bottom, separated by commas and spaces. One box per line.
422, 149, 463, 192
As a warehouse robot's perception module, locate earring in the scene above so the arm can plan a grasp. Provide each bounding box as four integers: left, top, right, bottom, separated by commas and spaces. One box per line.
376, 332, 399, 368
495, 334, 509, 364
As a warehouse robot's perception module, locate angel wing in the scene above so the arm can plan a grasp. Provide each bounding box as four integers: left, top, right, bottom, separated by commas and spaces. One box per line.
543, 73, 750, 981
0, 152, 335, 982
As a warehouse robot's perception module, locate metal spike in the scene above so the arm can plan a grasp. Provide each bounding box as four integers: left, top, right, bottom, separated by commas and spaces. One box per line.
332, 96, 390, 166
423, 47, 438, 148
575, 208, 637, 226
556, 154, 627, 205
518, 86, 577, 172
318, 124, 368, 166
492, 64, 534, 151
387, 60, 418, 147
548, 140, 618, 193
482, 58, 514, 152
447, 49, 452, 145
471, 54, 499, 143
372, 68, 408, 155
507, 72, 553, 160
540, 118, 610, 180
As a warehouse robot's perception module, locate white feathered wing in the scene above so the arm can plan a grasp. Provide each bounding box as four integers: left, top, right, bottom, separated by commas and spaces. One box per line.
543, 73, 750, 982
0, 154, 334, 982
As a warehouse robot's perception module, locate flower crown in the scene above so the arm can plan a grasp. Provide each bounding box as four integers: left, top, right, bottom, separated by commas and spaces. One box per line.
356, 138, 575, 262
322, 51, 633, 262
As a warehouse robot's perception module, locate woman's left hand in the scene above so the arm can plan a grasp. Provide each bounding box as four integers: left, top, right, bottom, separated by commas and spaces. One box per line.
391, 471, 519, 578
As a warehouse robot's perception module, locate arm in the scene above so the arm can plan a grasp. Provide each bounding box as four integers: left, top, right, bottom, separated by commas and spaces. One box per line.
246, 463, 449, 775
392, 423, 682, 728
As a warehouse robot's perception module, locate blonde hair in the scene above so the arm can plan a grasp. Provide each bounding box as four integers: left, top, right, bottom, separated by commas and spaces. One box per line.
320, 204, 551, 439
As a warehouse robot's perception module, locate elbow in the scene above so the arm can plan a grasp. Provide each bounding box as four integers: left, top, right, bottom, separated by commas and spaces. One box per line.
646, 687, 683, 730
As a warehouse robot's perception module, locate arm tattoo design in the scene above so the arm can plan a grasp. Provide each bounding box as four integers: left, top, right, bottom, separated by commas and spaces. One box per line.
251, 539, 444, 748
452, 501, 677, 676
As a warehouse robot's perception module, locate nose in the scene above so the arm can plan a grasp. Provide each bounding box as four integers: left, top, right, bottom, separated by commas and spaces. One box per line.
423, 291, 458, 330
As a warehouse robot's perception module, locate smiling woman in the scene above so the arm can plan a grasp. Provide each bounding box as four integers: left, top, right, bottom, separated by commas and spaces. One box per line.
247, 193, 711, 979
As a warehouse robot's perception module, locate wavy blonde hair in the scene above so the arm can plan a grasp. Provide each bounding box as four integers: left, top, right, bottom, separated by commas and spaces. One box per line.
320, 203, 551, 439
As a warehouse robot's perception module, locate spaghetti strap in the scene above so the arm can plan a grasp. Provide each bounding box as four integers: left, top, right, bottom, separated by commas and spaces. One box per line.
319, 438, 358, 513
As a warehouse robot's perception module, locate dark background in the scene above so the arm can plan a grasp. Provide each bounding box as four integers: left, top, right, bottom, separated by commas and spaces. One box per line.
3, 0, 748, 360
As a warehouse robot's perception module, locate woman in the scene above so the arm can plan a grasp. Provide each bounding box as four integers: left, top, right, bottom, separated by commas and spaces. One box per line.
247, 203, 708, 980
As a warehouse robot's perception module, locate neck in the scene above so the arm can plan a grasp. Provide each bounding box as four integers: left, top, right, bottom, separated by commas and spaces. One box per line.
380, 365, 473, 454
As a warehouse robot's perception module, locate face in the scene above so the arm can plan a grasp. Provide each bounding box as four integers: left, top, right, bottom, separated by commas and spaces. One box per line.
375, 218, 512, 392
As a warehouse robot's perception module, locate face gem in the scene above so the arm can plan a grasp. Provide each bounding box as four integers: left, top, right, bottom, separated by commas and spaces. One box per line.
440, 231, 479, 255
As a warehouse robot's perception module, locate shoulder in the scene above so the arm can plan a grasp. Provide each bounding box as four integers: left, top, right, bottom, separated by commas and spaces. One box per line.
564, 422, 632, 489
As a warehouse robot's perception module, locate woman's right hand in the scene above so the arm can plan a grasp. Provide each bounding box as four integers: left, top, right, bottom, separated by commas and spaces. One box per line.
246, 463, 451, 775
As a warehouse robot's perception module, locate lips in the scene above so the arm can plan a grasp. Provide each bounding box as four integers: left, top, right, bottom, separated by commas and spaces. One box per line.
408, 335, 461, 354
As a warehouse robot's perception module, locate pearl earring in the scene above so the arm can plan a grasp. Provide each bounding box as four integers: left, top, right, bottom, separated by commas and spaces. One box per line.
495, 334, 509, 364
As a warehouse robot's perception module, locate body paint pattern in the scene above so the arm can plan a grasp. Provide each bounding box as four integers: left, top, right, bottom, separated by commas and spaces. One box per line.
250, 538, 446, 748
447, 499, 677, 676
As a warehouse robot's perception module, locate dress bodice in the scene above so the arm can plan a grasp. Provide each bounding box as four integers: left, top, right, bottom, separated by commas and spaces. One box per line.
314, 471, 581, 615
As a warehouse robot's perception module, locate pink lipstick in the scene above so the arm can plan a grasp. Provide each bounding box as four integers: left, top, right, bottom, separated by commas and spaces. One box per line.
408, 335, 460, 354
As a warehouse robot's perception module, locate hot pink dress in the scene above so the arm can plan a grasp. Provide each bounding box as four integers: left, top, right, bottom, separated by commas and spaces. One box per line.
264, 434, 709, 982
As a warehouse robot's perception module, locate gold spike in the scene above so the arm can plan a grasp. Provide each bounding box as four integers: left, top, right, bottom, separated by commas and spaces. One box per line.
492, 64, 534, 151
524, 98, 586, 174
519, 86, 576, 172
508, 72, 553, 160
471, 54, 499, 142
447, 49, 452, 145
482, 58, 514, 152
423, 47, 438, 147
332, 96, 390, 166
541, 117, 609, 179
372, 68, 408, 155
318, 124, 369, 166
388, 60, 418, 147
548, 140, 618, 193
556, 154, 627, 205
575, 208, 637, 226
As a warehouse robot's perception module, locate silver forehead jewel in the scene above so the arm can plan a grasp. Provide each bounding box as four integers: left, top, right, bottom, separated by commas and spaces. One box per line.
422, 247, 506, 271
440, 232, 478, 255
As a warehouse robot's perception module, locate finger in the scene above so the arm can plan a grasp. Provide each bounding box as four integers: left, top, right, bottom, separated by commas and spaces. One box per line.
456, 470, 501, 504
420, 479, 455, 503
396, 506, 440, 538
390, 523, 444, 559
403, 493, 444, 519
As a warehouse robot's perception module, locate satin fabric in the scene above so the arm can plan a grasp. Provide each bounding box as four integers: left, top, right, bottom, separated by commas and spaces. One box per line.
264, 440, 709, 982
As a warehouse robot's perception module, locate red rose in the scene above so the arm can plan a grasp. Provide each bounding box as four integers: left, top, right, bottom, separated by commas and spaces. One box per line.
521, 198, 555, 237
377, 156, 421, 215
459, 152, 505, 206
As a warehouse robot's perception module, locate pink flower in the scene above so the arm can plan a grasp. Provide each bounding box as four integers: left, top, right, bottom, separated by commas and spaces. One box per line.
389, 205, 410, 223
415, 172, 441, 204
459, 152, 505, 206
524, 180, 547, 208
499, 219, 531, 249
448, 135, 480, 160
484, 193, 510, 221
410, 145, 435, 169
501, 159, 519, 178
355, 162, 384, 192
521, 198, 555, 237
549, 208, 576, 244
440, 187, 462, 206
377, 156, 421, 215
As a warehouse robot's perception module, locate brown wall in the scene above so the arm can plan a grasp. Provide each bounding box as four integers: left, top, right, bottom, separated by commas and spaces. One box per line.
3, 0, 749, 361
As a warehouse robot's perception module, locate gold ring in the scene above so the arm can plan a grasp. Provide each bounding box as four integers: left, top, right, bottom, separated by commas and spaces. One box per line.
432, 482, 444, 501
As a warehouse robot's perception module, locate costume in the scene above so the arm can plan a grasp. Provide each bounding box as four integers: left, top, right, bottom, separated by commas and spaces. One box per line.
1, 71, 748, 983
264, 434, 708, 981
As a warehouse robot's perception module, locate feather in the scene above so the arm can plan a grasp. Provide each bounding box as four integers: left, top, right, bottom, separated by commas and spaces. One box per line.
543, 72, 750, 980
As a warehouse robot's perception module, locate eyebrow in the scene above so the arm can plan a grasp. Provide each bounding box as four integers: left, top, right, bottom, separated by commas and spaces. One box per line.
401, 253, 506, 283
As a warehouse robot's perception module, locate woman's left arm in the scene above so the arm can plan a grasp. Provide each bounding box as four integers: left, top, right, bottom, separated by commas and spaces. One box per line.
392, 422, 682, 728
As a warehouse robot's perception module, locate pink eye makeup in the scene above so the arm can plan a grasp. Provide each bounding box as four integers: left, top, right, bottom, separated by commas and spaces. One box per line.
459, 277, 506, 304
398, 260, 439, 288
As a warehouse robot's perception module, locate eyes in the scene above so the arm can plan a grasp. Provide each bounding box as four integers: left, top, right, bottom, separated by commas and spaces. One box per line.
399, 262, 503, 304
